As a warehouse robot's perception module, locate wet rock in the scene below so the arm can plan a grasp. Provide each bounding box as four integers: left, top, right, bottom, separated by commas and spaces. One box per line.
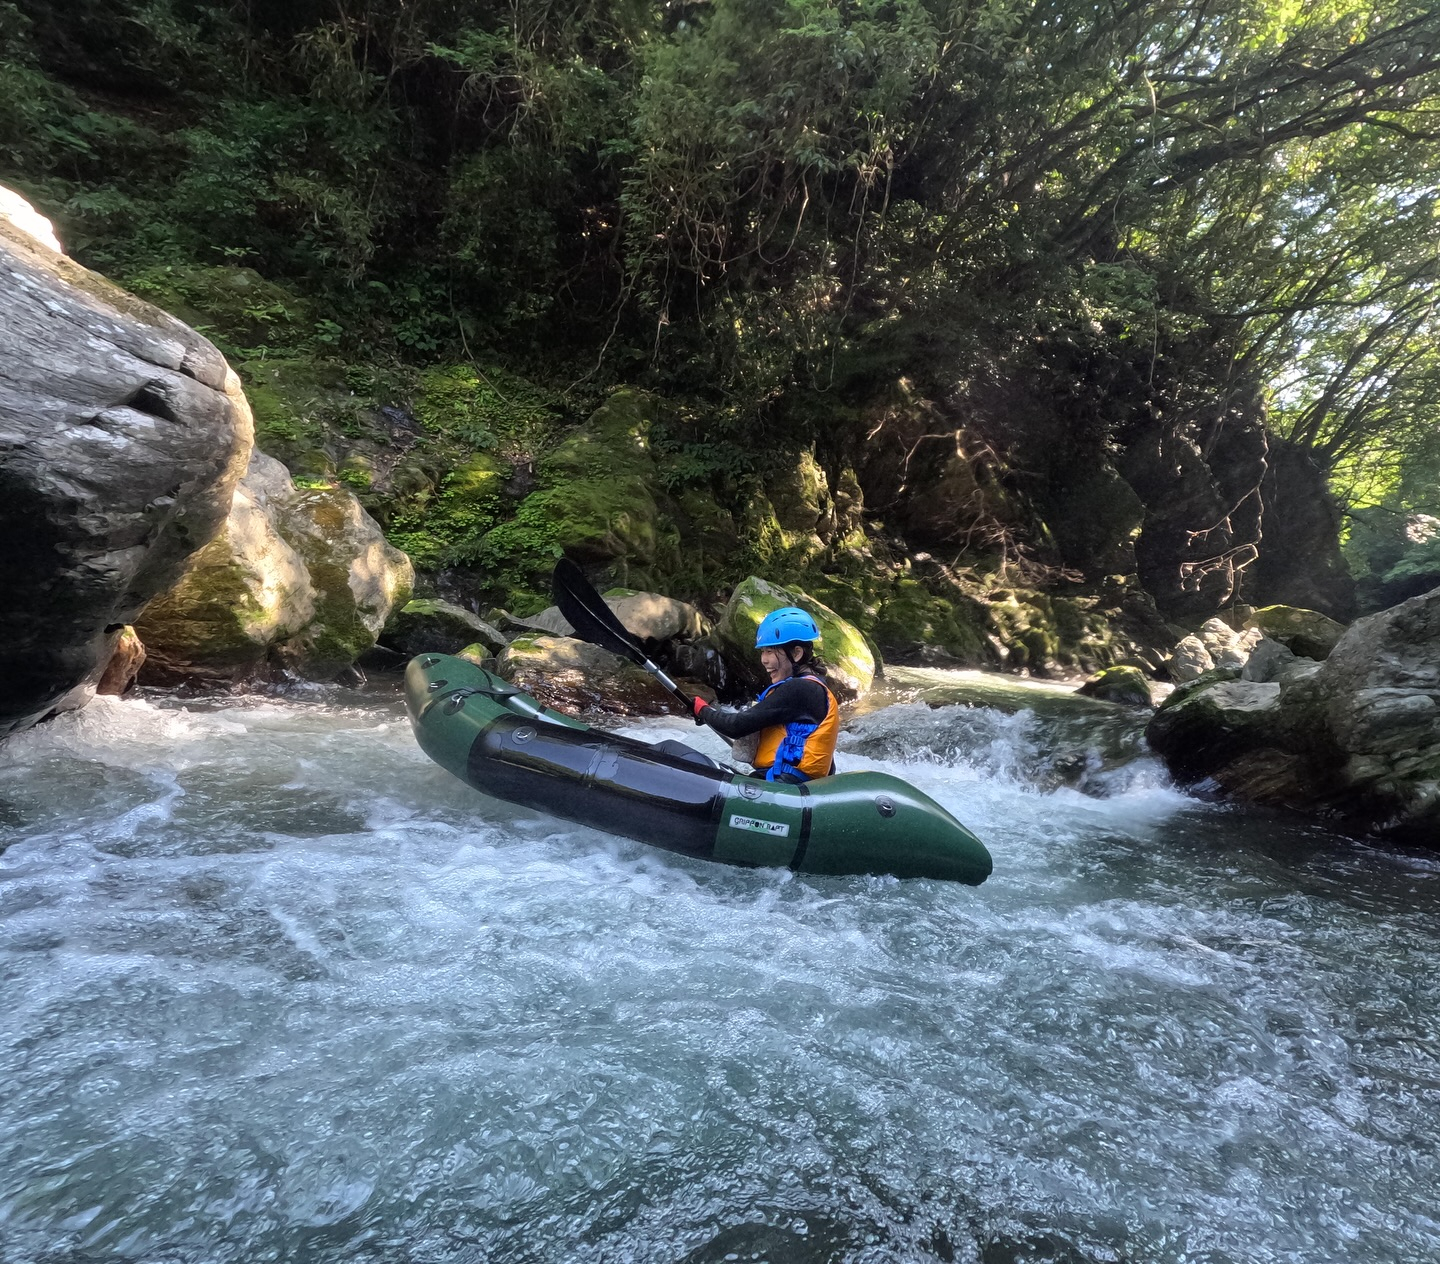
137, 451, 412, 683
1145, 679, 1284, 783
95, 626, 146, 696
495, 634, 677, 715
714, 576, 876, 702
1167, 635, 1214, 682
1147, 586, 1440, 839
1305, 586, 1440, 839
1, 192, 251, 734
1241, 636, 1318, 685
1244, 604, 1346, 660
1077, 665, 1154, 708
382, 598, 504, 660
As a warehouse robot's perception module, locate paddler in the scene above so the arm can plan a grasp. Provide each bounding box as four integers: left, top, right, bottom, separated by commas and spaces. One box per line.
691, 607, 839, 782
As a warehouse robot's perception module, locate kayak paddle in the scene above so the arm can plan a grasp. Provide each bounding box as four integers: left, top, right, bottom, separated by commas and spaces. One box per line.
551, 558, 694, 709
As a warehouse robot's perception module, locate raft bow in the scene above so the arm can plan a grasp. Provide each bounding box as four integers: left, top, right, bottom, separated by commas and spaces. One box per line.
405, 654, 992, 885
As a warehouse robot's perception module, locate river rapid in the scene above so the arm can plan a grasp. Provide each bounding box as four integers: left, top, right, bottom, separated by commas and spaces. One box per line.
1, 672, 1437, 1264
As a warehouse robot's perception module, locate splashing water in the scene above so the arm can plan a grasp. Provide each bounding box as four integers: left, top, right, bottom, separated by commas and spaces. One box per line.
1, 682, 1438, 1264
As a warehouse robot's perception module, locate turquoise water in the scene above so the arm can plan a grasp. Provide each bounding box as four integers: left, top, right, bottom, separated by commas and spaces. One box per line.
0, 680, 1436, 1263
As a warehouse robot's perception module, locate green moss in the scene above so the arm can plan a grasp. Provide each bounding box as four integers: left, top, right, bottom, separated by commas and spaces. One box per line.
125, 264, 314, 358
874, 578, 989, 663
302, 559, 374, 674
468, 388, 683, 602
416, 363, 561, 451
387, 453, 507, 571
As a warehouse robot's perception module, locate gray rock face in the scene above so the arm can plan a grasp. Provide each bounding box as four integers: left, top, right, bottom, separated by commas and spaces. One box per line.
1310, 588, 1440, 838
0, 203, 251, 735
1147, 585, 1440, 840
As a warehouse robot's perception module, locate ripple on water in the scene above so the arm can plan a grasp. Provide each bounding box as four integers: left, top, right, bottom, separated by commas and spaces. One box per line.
1, 689, 1438, 1263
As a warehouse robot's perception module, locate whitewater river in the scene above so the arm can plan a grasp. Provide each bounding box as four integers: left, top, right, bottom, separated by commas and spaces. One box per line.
1, 670, 1437, 1264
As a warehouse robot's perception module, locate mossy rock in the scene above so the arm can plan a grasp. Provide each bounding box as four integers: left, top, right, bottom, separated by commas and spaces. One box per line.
1077, 665, 1154, 708
271, 483, 415, 676
472, 388, 680, 601
873, 578, 991, 665
1244, 605, 1347, 660
714, 576, 876, 701
126, 264, 314, 356
138, 452, 412, 683
381, 599, 505, 660
388, 453, 507, 572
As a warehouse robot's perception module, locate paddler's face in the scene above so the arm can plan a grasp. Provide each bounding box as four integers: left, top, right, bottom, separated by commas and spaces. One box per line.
759, 645, 798, 684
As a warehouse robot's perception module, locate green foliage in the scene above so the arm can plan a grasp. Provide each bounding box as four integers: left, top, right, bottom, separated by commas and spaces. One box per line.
4, 0, 1440, 622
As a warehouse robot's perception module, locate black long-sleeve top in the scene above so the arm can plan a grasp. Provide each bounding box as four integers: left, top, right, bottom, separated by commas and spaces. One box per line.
697, 673, 832, 739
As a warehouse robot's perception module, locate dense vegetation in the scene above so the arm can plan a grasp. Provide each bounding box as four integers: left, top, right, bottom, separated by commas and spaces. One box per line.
4, 0, 1439, 643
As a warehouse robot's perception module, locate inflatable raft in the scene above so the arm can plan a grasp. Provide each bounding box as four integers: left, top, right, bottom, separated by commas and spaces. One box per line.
405, 654, 992, 885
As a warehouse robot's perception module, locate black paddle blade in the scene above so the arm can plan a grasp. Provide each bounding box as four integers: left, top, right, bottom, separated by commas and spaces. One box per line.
551, 559, 693, 708
551, 558, 646, 664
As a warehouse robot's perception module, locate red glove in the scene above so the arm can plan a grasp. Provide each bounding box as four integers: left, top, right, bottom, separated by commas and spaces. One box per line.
692, 696, 710, 725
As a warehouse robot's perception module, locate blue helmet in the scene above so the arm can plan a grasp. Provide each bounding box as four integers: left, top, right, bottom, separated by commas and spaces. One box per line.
755, 607, 821, 648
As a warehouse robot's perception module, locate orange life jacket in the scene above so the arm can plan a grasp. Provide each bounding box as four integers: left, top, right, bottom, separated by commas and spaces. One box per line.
752, 674, 839, 781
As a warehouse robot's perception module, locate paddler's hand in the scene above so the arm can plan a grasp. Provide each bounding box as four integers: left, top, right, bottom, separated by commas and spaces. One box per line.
692, 697, 711, 726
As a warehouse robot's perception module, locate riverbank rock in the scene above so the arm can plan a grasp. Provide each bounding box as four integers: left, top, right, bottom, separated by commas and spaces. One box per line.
1167, 635, 1214, 682
381, 599, 505, 659
1, 191, 251, 734
136, 451, 412, 683
714, 577, 876, 702
96, 627, 146, 696
1077, 665, 1154, 708
1243, 604, 1347, 660
504, 588, 706, 647
1240, 637, 1319, 685
1146, 585, 1440, 840
495, 634, 677, 714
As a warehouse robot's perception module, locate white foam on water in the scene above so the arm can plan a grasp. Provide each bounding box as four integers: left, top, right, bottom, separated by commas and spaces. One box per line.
1, 686, 1438, 1263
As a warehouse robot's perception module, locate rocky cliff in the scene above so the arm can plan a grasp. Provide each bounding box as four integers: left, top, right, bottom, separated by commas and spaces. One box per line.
0, 195, 250, 734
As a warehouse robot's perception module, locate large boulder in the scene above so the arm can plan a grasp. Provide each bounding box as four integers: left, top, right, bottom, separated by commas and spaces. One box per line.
1305, 587, 1440, 839
1146, 585, 1440, 840
1146, 678, 1286, 784
714, 576, 876, 702
0, 191, 251, 734
381, 598, 505, 660
136, 451, 412, 682
504, 588, 705, 646
495, 634, 678, 715
1076, 665, 1154, 708
1243, 604, 1346, 661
